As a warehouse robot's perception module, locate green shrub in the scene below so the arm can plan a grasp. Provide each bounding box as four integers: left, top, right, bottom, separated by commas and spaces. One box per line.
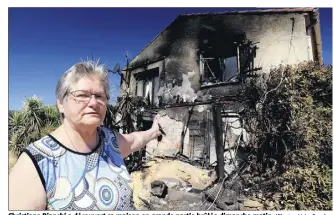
280, 165, 332, 210
242, 62, 332, 210
9, 97, 61, 156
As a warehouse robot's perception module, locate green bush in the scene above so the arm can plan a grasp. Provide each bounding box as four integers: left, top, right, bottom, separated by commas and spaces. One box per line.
280, 165, 332, 210
242, 62, 332, 210
9, 97, 61, 156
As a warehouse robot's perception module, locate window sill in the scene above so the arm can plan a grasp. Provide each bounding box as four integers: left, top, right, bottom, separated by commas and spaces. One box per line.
200, 80, 241, 89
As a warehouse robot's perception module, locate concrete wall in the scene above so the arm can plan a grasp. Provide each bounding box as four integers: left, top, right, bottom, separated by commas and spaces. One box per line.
145, 107, 190, 158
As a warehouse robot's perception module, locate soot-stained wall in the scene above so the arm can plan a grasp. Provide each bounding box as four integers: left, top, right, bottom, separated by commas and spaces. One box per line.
123, 12, 313, 103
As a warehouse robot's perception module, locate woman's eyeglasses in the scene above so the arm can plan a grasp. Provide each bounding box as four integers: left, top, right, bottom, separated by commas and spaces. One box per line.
68, 90, 108, 104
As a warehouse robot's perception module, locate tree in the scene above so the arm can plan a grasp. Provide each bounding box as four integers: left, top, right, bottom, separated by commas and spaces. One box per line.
9, 96, 62, 156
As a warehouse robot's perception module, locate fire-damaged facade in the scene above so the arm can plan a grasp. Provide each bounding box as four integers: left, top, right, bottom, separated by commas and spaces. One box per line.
119, 8, 322, 175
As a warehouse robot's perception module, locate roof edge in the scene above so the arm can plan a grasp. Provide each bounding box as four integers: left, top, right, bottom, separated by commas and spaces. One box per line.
123, 8, 318, 71
179, 7, 317, 17
122, 15, 182, 71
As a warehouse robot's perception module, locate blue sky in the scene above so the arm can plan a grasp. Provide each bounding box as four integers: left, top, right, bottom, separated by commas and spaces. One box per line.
9, 7, 332, 110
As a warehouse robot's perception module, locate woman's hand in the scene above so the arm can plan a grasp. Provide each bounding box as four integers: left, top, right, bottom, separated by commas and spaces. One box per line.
118, 115, 165, 158
150, 115, 162, 139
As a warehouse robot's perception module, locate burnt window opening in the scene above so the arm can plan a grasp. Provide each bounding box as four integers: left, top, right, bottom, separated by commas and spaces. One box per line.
199, 40, 259, 87
135, 67, 159, 106
200, 43, 240, 86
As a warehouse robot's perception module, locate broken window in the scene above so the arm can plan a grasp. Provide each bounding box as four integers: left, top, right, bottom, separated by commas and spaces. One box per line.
200, 45, 240, 86
199, 39, 259, 86
239, 41, 258, 77
135, 67, 159, 106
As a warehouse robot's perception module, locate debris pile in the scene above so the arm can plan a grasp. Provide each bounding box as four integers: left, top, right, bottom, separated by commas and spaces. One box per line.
130, 158, 279, 211
130, 158, 217, 210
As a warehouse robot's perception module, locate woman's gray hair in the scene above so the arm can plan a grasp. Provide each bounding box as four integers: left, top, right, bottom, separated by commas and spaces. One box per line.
56, 60, 110, 120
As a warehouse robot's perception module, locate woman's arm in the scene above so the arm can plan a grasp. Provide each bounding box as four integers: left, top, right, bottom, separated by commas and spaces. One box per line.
116, 117, 162, 158
9, 152, 47, 210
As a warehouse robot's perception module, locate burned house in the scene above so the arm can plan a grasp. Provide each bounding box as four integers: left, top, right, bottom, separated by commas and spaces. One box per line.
119, 8, 322, 175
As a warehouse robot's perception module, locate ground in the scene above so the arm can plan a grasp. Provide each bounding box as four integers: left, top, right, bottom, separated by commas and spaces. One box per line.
130, 158, 217, 210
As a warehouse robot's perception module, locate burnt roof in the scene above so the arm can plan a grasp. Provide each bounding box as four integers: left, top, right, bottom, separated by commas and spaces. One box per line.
124, 8, 318, 70
180, 7, 318, 16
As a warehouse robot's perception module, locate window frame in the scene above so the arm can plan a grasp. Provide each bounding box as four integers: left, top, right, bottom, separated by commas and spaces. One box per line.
134, 67, 159, 106
200, 43, 242, 88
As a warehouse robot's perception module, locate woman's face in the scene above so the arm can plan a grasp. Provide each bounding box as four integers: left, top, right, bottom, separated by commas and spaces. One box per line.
58, 75, 107, 129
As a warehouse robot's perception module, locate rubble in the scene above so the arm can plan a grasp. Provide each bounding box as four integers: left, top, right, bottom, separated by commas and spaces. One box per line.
243, 199, 264, 208
204, 183, 241, 210
158, 177, 187, 188
240, 199, 265, 211
150, 180, 168, 198
130, 158, 216, 210
130, 157, 278, 211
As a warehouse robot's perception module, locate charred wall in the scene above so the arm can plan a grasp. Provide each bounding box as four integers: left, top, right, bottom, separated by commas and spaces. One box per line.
145, 105, 217, 163
145, 104, 249, 174
123, 11, 313, 174
126, 12, 310, 103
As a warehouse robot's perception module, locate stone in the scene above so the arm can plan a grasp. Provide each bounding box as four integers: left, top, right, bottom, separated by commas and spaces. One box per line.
158, 199, 168, 205
150, 180, 168, 198
158, 177, 186, 188
221, 189, 237, 205
150, 196, 168, 206
243, 199, 264, 208
167, 189, 202, 202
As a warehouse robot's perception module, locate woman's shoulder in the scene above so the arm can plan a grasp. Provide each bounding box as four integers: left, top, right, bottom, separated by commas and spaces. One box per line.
99, 126, 118, 138
99, 126, 120, 152
25, 134, 65, 159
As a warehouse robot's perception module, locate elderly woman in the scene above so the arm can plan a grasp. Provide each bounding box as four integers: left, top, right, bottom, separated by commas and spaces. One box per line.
9, 61, 162, 210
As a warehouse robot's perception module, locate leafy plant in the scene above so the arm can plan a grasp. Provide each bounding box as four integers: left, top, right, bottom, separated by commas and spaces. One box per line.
241, 61, 332, 210
9, 97, 61, 156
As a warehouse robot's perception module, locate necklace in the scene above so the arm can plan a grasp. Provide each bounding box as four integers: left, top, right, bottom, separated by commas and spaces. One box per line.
63, 124, 101, 203
63, 124, 98, 153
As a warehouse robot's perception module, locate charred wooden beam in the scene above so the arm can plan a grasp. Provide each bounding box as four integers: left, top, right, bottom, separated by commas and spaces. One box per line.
180, 107, 194, 155
212, 104, 225, 179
